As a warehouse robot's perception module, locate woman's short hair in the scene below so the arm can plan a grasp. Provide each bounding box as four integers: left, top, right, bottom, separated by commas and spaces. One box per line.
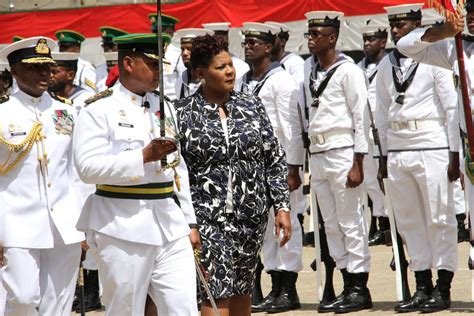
191, 34, 229, 69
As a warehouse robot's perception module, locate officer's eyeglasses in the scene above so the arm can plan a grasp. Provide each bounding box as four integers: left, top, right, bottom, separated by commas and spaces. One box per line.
303, 31, 333, 39
241, 39, 265, 48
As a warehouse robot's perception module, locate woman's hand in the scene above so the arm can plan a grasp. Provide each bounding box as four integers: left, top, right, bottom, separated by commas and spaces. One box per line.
189, 228, 202, 251
275, 210, 292, 247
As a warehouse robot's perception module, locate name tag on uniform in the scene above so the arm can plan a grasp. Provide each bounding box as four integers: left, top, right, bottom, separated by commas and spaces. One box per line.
10, 132, 27, 136
118, 122, 134, 128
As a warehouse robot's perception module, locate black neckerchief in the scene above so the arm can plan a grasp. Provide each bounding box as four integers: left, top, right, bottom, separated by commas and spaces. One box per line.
389, 49, 419, 105
240, 61, 283, 96
363, 56, 383, 84
462, 34, 474, 42
309, 56, 348, 108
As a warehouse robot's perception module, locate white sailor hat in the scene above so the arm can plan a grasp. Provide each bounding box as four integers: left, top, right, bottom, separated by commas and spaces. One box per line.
422, 16, 445, 27
361, 24, 388, 38
242, 22, 279, 43
384, 3, 424, 22
104, 51, 118, 62
202, 22, 231, 35
0, 36, 56, 66
175, 28, 215, 44
265, 21, 290, 33
305, 11, 344, 28
0, 60, 10, 72
51, 52, 79, 68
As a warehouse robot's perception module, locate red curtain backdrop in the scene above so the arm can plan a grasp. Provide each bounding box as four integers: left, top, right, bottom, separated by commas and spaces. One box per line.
0, 0, 430, 44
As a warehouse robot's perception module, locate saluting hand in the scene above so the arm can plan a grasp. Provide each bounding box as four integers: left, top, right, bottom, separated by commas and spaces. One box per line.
142, 138, 178, 164
275, 210, 292, 247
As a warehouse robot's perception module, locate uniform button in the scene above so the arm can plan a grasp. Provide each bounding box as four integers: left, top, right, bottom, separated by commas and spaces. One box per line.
50, 207, 53, 212
39, 113, 42, 117
150, 128, 154, 133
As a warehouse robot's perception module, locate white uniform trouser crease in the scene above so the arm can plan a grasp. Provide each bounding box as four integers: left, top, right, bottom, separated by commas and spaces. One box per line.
3, 241, 81, 315
363, 154, 386, 217
387, 150, 457, 271
310, 147, 370, 273
89, 232, 197, 316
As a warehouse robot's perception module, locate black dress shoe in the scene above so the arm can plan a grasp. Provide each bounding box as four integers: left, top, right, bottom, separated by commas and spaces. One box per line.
418, 287, 450, 313
266, 271, 300, 314
334, 273, 372, 314
368, 231, 387, 246
394, 290, 430, 313
318, 269, 351, 313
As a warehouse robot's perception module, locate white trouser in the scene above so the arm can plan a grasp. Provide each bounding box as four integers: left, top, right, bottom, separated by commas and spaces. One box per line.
262, 195, 304, 272
89, 231, 197, 316
310, 147, 370, 273
292, 169, 309, 215
2, 242, 81, 315
451, 179, 465, 215
363, 154, 386, 217
387, 150, 457, 271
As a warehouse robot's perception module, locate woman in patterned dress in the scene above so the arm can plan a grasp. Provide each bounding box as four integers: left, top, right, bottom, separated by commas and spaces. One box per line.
175, 35, 292, 316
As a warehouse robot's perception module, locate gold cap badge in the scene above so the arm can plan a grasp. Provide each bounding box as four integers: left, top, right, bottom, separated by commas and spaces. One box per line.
35, 39, 50, 55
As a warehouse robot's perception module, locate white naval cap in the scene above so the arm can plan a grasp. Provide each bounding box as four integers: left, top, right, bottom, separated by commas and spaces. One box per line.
51, 52, 79, 61
104, 51, 118, 62
384, 3, 424, 22
175, 28, 215, 44
305, 11, 344, 28
202, 22, 231, 34
0, 36, 56, 66
265, 21, 290, 33
242, 22, 280, 43
360, 24, 389, 38
0, 60, 10, 72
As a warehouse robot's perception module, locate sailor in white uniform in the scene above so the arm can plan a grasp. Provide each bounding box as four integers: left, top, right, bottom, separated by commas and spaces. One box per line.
236, 22, 304, 314
377, 4, 459, 312
150, 13, 186, 101
202, 22, 250, 81
73, 33, 199, 316
302, 11, 371, 313
174, 28, 214, 100
0, 36, 84, 315
55, 30, 97, 93
357, 24, 390, 246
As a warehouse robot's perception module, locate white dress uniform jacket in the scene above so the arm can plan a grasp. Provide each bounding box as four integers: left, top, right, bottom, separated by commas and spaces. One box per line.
302, 56, 369, 154
75, 57, 97, 93
73, 83, 196, 246
0, 90, 84, 248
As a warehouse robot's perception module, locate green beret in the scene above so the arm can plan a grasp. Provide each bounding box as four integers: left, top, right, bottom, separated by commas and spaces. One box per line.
55, 30, 85, 44
113, 33, 172, 60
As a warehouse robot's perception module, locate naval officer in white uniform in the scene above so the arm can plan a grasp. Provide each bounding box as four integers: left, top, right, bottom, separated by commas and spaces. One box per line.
73, 33, 199, 316
0, 36, 84, 315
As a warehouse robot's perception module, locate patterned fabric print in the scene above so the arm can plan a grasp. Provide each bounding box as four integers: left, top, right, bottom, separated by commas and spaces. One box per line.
176, 88, 289, 299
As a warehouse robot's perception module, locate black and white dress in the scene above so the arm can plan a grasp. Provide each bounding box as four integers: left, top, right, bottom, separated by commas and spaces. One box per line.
175, 88, 289, 299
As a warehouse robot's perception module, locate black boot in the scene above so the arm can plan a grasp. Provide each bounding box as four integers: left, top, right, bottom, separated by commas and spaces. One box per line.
419, 270, 454, 313
252, 270, 282, 313
394, 270, 433, 312
251, 259, 265, 311
456, 213, 469, 243
75, 269, 102, 312
334, 272, 372, 314
318, 269, 351, 313
266, 271, 300, 313
369, 217, 390, 246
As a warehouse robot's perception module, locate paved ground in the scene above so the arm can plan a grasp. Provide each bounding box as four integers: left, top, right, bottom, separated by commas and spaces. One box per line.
73, 241, 474, 315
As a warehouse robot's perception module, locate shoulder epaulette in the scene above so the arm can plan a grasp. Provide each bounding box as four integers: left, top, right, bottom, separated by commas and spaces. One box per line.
152, 90, 171, 102
85, 78, 97, 91
50, 92, 73, 105
0, 94, 9, 104
84, 88, 113, 106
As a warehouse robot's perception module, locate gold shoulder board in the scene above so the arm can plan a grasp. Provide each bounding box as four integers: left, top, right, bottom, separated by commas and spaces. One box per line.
84, 88, 113, 106
85, 78, 97, 91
